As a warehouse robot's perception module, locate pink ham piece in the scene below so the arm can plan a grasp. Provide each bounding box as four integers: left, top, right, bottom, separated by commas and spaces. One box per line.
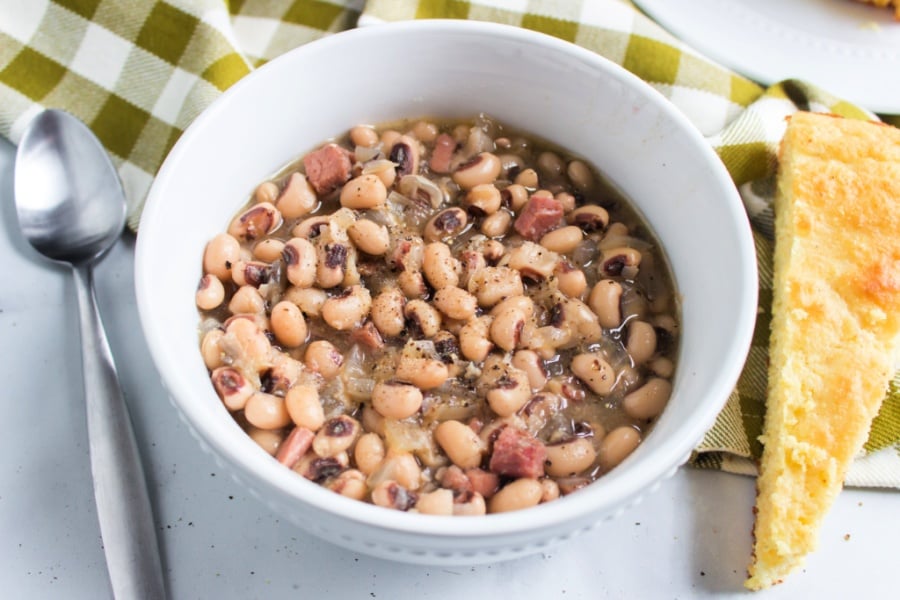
514, 195, 564, 241
429, 133, 456, 174
303, 143, 352, 195
275, 426, 315, 469
488, 426, 547, 479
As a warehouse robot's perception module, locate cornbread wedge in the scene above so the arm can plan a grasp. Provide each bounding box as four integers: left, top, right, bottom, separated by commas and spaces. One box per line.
854, 0, 900, 20
746, 112, 900, 590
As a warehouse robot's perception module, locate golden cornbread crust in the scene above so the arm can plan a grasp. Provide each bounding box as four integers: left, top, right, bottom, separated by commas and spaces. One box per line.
746, 112, 900, 590
854, 0, 900, 19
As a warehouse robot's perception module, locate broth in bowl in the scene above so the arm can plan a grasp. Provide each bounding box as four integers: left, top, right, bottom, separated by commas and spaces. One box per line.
195, 114, 679, 515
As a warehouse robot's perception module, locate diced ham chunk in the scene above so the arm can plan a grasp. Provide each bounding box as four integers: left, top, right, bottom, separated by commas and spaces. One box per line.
514, 195, 564, 241
275, 426, 314, 468
303, 143, 352, 195
488, 426, 547, 479
464, 467, 500, 499
429, 133, 456, 174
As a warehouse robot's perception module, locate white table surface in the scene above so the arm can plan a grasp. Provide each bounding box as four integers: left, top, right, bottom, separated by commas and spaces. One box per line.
0, 134, 896, 599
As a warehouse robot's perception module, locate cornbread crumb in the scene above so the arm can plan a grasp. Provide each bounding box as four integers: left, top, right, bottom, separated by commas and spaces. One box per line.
745, 112, 900, 590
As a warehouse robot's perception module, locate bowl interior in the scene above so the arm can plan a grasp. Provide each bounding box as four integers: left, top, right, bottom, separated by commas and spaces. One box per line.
136, 21, 756, 538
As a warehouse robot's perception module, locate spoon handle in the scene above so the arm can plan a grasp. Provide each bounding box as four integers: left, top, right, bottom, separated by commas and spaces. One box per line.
73, 264, 166, 600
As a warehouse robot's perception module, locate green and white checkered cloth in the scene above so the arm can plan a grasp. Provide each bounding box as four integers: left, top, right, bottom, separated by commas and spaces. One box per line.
3, 0, 899, 487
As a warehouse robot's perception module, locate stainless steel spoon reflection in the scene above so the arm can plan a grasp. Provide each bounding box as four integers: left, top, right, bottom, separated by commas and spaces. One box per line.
14, 109, 165, 599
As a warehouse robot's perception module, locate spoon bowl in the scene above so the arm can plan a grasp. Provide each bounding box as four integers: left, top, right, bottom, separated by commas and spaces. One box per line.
14, 109, 165, 599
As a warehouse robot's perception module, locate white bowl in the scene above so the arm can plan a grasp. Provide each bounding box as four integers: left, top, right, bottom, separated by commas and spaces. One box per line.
136, 20, 757, 565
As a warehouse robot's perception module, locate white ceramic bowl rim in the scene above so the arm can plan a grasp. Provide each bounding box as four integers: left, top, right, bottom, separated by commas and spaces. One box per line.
136, 19, 757, 541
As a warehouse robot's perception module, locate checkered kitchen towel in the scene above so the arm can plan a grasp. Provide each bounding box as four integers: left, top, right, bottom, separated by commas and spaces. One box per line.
2, 0, 899, 487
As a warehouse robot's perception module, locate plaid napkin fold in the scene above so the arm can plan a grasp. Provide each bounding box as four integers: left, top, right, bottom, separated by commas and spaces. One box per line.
2, 0, 899, 487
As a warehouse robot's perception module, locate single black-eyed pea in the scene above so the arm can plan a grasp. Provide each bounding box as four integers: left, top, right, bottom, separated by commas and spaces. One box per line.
270, 300, 308, 347
511, 350, 547, 391
397, 270, 428, 299
452, 152, 502, 190
513, 168, 539, 190
464, 183, 502, 215
540, 225, 583, 254
371, 381, 424, 419
554, 261, 588, 299
371, 481, 416, 511
570, 352, 616, 395
231, 259, 272, 288
453, 491, 487, 516
304, 340, 343, 379
588, 279, 624, 329
354, 432, 386, 475
424, 207, 468, 242
247, 426, 282, 456
410, 120, 439, 143
200, 328, 225, 370
254, 181, 279, 204
244, 391, 292, 430
458, 315, 494, 362
348, 219, 390, 256
622, 377, 672, 421
567, 159, 594, 191
568, 205, 609, 233
252, 238, 285, 263
315, 242, 348, 289
600, 246, 642, 278
506, 241, 559, 281
294, 451, 350, 482
540, 478, 561, 502
284, 383, 325, 431
321, 284, 372, 331
489, 302, 530, 352
434, 420, 485, 469
415, 489, 454, 515
389, 135, 420, 177
555, 192, 576, 213
275, 172, 317, 219
292, 215, 330, 239
536, 151, 565, 178
222, 316, 273, 368
503, 183, 530, 212
599, 426, 641, 472
326, 469, 368, 501
228, 285, 266, 315
544, 438, 597, 477
480, 209, 512, 238
626, 320, 657, 365
360, 403, 386, 437
350, 124, 379, 147
488, 478, 543, 513
422, 242, 461, 290
340, 174, 388, 210
369, 452, 422, 491
282, 286, 327, 318
371, 288, 407, 337
486, 365, 531, 417
404, 299, 442, 338
395, 357, 449, 390
649, 356, 675, 379
433, 287, 478, 321
467, 266, 524, 308
211, 366, 254, 411
196, 274, 225, 310
312, 415, 362, 458
227, 202, 282, 242
203, 233, 241, 281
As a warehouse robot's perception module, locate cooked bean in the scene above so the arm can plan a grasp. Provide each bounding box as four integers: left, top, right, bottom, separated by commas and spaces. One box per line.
422, 242, 461, 290
452, 152, 501, 190
371, 381, 424, 419
354, 432, 386, 475
464, 183, 502, 215
567, 159, 594, 191
315, 242, 348, 289
222, 316, 273, 368
285, 383, 325, 431
570, 352, 616, 395
411, 120, 439, 142
270, 301, 307, 347
480, 209, 512, 238
252, 238, 284, 263
649, 356, 675, 378
244, 391, 292, 430
433, 287, 478, 321
435, 420, 484, 469
281, 237, 316, 288
350, 125, 379, 147
275, 172, 317, 219
488, 478, 543, 513
424, 207, 468, 242
200, 329, 225, 369
228, 285, 266, 315
371, 481, 416, 511
486, 365, 531, 417
321, 285, 372, 330
340, 174, 387, 209
489, 303, 528, 352
504, 183, 530, 212
230, 259, 271, 288
626, 320, 657, 365
327, 469, 368, 501
511, 350, 547, 391
211, 366, 254, 411
506, 241, 559, 281
247, 426, 282, 456
458, 315, 494, 362
294, 450, 349, 482
390, 135, 420, 177
589, 279, 623, 329
404, 299, 442, 338
555, 192, 576, 213
228, 202, 281, 242
371, 288, 407, 337
395, 357, 449, 390
599, 426, 641, 471
312, 415, 361, 457
283, 286, 327, 317
513, 168, 539, 189
544, 438, 597, 477
568, 205, 609, 232
348, 219, 390, 256
622, 378, 672, 421
453, 491, 487, 516
467, 266, 523, 308
254, 181, 279, 204
196, 274, 225, 310
539, 478, 560, 502
600, 247, 642, 277
555, 261, 588, 298
540, 225, 583, 254
415, 489, 454, 515
304, 340, 343, 379
397, 270, 427, 299
292, 215, 330, 239
203, 233, 241, 281
370, 452, 422, 490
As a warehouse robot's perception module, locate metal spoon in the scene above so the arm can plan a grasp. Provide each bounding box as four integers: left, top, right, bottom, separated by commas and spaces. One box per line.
13, 109, 165, 599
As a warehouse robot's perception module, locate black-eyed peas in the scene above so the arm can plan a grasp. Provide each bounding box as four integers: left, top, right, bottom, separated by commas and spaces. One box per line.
198, 115, 679, 514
